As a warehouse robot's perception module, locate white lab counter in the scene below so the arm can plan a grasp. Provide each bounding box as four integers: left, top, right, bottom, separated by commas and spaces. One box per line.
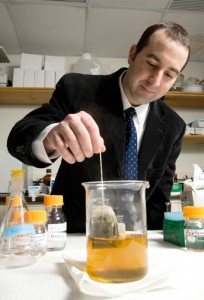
0, 231, 203, 300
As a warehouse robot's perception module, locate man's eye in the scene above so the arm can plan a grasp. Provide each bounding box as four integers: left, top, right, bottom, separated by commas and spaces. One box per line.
165, 73, 173, 79
147, 62, 155, 68
165, 73, 172, 78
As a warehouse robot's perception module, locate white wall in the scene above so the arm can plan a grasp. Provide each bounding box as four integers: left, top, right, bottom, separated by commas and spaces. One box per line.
0, 55, 204, 191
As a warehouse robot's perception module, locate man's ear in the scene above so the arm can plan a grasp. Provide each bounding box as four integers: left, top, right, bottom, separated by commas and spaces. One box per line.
128, 44, 137, 64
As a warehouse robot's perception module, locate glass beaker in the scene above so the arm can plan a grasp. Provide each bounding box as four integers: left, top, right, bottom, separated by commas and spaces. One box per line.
82, 180, 149, 283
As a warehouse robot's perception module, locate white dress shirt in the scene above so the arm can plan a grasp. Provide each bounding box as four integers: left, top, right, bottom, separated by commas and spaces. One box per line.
119, 72, 150, 151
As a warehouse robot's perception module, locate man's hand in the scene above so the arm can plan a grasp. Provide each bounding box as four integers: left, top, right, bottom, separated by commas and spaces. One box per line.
43, 111, 106, 164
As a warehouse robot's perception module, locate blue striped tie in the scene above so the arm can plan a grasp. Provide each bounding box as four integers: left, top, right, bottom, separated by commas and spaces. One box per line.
123, 107, 138, 180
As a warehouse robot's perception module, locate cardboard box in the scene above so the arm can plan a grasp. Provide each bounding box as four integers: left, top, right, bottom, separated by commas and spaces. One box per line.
195, 127, 204, 135
44, 55, 65, 70
13, 68, 24, 87
55, 69, 65, 84
24, 69, 35, 87
34, 70, 45, 87
20, 53, 43, 70
192, 119, 204, 128
0, 74, 7, 85
45, 70, 55, 87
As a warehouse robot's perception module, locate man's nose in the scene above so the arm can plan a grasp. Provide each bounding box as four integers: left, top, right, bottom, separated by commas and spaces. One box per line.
148, 71, 162, 86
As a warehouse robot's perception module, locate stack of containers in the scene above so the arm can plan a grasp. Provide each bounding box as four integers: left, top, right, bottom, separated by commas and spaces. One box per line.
24, 195, 67, 253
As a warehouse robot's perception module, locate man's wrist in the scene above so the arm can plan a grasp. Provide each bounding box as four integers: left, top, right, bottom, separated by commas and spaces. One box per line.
32, 123, 59, 163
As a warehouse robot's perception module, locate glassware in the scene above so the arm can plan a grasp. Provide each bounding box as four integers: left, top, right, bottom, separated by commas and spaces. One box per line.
183, 206, 204, 251
82, 180, 149, 283
43, 168, 52, 194
25, 210, 47, 256
44, 195, 67, 251
0, 170, 40, 268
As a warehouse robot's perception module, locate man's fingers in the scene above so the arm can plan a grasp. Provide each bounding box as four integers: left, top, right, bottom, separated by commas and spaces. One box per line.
67, 111, 105, 155
44, 111, 105, 164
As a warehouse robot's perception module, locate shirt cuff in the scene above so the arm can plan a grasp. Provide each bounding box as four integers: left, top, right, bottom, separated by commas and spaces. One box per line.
32, 123, 59, 164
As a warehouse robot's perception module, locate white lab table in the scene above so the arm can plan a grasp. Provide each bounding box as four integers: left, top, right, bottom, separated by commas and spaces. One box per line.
0, 231, 203, 300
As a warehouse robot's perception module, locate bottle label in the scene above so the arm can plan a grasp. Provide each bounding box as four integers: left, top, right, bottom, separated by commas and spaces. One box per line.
47, 222, 67, 241
185, 228, 204, 237
31, 233, 47, 248
4, 224, 35, 238
14, 235, 30, 246
47, 231, 67, 241
48, 222, 67, 232
185, 228, 204, 249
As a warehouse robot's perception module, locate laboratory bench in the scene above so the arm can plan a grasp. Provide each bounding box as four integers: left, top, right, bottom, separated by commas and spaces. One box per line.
0, 231, 203, 300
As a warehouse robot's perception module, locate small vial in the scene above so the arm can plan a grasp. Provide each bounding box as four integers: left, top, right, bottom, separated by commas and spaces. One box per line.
183, 206, 204, 252
25, 210, 47, 256
44, 195, 67, 251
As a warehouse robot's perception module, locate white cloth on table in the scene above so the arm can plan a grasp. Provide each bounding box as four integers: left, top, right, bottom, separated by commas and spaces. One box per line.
63, 232, 204, 298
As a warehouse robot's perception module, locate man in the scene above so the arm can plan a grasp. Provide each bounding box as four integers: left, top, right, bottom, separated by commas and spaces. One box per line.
7, 22, 191, 232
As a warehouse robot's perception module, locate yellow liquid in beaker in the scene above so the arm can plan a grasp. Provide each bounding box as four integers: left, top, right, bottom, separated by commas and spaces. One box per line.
87, 233, 148, 283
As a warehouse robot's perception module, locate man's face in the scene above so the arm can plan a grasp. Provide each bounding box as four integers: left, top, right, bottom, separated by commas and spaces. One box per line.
122, 29, 189, 106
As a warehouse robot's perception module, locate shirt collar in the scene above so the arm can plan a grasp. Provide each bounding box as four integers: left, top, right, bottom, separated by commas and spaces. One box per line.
119, 72, 149, 124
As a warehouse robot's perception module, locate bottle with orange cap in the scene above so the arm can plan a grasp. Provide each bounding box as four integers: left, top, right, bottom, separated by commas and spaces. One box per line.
0, 170, 40, 268
25, 210, 47, 256
183, 206, 204, 251
44, 195, 67, 251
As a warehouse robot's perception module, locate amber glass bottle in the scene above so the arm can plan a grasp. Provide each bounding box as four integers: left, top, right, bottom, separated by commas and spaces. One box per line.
43, 169, 52, 187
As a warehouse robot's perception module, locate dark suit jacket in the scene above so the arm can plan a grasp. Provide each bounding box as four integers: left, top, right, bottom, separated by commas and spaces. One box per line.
7, 68, 186, 232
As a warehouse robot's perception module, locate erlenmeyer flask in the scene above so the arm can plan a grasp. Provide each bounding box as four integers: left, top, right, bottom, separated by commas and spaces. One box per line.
0, 170, 40, 268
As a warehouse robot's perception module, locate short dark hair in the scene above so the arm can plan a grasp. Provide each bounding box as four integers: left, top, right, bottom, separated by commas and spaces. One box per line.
136, 22, 191, 71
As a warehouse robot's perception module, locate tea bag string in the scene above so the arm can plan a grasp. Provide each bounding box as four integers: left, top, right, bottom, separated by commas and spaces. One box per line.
99, 152, 105, 205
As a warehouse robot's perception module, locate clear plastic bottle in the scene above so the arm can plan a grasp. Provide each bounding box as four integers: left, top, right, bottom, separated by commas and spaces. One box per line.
183, 206, 204, 251
44, 195, 67, 251
25, 210, 47, 256
0, 170, 40, 268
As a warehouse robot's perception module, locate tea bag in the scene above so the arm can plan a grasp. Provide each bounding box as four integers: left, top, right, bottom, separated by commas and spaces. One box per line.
91, 205, 119, 238
90, 154, 119, 238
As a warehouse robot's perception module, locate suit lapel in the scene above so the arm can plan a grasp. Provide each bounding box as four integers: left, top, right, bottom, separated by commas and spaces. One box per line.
94, 69, 126, 170
138, 101, 168, 179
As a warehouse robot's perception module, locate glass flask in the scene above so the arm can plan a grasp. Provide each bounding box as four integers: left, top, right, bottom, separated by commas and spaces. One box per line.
0, 170, 40, 268
82, 180, 149, 283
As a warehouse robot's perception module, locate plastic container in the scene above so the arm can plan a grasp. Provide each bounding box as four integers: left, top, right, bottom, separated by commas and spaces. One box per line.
183, 206, 204, 251
25, 210, 47, 256
163, 219, 185, 247
44, 195, 67, 251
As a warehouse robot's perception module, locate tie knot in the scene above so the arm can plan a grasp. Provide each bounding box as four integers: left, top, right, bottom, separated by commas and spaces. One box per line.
124, 107, 136, 120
